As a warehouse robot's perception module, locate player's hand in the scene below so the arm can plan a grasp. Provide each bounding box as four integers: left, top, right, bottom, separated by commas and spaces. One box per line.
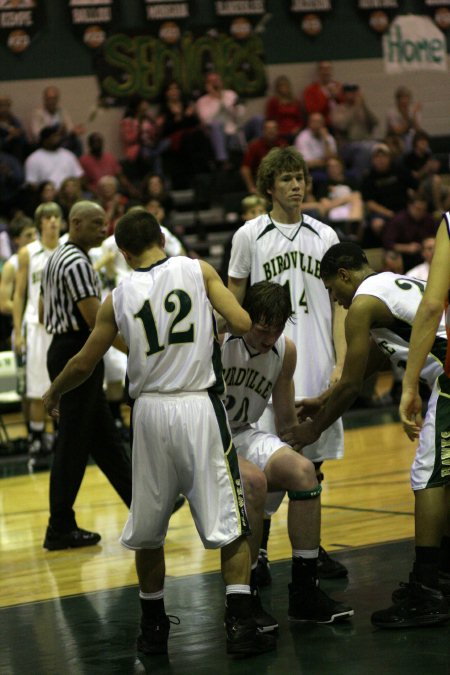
283, 420, 320, 450
295, 397, 323, 421
42, 387, 61, 419
329, 364, 343, 385
399, 385, 422, 441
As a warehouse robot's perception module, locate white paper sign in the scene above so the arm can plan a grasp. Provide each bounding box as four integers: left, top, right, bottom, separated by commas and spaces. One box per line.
383, 15, 447, 73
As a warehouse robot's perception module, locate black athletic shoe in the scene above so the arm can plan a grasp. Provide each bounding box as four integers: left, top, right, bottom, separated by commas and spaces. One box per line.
43, 526, 101, 551
255, 551, 272, 588
392, 577, 450, 603
288, 581, 354, 624
137, 615, 179, 656
372, 582, 449, 628
172, 494, 186, 514
317, 546, 348, 579
250, 585, 278, 633
225, 612, 276, 658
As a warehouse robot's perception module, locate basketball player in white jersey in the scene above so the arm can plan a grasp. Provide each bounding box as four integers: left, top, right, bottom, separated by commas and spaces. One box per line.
90, 219, 187, 434
222, 280, 354, 628
42, 209, 275, 658
228, 146, 347, 582
400, 213, 450, 589
0, 215, 37, 316
13, 202, 61, 466
285, 242, 450, 629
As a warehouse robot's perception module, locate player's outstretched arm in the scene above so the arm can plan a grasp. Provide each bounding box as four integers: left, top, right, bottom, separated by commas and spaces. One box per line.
200, 261, 251, 336
272, 338, 298, 438
42, 295, 119, 417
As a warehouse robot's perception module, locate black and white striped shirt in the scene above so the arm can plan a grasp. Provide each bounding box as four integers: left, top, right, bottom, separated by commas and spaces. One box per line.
41, 242, 101, 334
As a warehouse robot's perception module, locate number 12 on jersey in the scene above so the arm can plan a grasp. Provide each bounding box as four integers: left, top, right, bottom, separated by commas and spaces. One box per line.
135, 289, 194, 356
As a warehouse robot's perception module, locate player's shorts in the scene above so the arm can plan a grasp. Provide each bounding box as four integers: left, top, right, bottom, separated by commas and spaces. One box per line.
410, 375, 450, 491
25, 322, 52, 398
120, 390, 250, 550
233, 425, 287, 516
256, 401, 344, 463
103, 346, 127, 384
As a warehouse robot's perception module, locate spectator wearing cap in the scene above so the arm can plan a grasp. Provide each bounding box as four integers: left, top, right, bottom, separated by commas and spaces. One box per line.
24, 124, 83, 192
330, 83, 378, 177
361, 142, 413, 248
385, 86, 423, 154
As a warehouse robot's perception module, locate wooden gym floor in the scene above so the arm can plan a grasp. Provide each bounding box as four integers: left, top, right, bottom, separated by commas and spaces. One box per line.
1, 389, 449, 674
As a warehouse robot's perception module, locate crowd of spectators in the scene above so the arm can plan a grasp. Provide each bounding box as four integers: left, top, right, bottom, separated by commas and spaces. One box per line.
0, 65, 449, 297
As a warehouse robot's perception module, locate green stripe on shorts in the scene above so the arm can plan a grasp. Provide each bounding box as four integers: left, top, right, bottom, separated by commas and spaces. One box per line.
208, 392, 250, 537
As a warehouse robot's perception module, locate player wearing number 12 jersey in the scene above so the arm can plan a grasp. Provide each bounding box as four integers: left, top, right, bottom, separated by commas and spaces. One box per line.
42, 208, 275, 659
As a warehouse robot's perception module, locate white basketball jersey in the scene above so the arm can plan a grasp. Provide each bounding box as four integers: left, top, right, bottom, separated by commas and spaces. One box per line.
24, 238, 59, 325
228, 213, 339, 398
112, 256, 223, 398
354, 272, 447, 386
221, 333, 286, 433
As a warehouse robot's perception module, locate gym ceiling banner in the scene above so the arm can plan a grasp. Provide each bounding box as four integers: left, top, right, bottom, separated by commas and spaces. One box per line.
383, 14, 447, 73
0, 0, 45, 54
214, 1, 267, 39
289, 0, 333, 36
67, 0, 120, 50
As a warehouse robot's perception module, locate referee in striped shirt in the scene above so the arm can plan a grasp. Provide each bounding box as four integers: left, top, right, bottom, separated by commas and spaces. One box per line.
40, 200, 132, 551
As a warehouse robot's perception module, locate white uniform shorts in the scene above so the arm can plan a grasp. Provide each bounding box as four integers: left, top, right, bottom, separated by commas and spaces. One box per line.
120, 391, 250, 550
256, 401, 344, 463
411, 376, 450, 491
103, 346, 127, 384
233, 425, 287, 516
25, 322, 52, 398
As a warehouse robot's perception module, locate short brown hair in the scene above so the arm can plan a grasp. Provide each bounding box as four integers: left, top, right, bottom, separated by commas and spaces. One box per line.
256, 147, 309, 203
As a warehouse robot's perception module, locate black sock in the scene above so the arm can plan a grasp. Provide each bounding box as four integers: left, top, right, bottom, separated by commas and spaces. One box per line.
292, 556, 317, 585
226, 593, 252, 619
140, 597, 166, 621
439, 536, 450, 573
260, 518, 271, 552
250, 567, 258, 591
414, 546, 440, 588
108, 400, 123, 423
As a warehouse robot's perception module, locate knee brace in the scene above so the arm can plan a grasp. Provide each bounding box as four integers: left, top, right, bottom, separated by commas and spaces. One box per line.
288, 484, 322, 500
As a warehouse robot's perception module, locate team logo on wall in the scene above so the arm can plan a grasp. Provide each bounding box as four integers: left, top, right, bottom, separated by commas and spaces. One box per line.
67, 0, 120, 50
289, 0, 333, 36
0, 0, 44, 53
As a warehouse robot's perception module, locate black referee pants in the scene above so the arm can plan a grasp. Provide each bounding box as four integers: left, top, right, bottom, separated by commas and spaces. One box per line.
47, 333, 132, 533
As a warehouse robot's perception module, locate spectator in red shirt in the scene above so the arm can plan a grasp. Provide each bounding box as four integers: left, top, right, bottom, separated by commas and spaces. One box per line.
303, 61, 343, 128
265, 75, 304, 142
80, 132, 138, 199
240, 119, 287, 193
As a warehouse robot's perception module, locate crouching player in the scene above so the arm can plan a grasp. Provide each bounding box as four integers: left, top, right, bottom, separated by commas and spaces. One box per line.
221, 281, 353, 628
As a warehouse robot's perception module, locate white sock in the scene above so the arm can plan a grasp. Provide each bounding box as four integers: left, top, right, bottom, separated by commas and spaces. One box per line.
139, 589, 164, 600
225, 584, 250, 595
292, 548, 319, 559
